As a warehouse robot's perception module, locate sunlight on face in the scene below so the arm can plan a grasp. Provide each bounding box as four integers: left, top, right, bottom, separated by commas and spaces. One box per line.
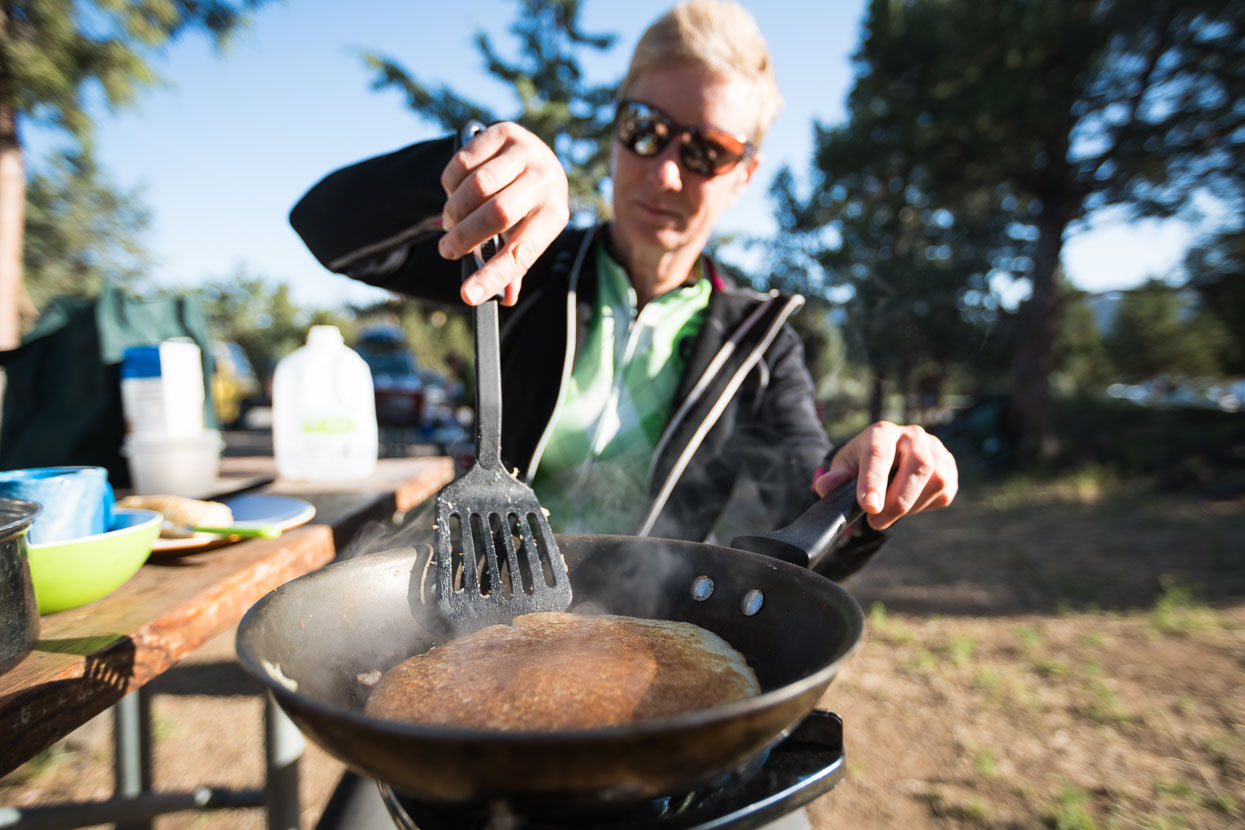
609, 64, 759, 270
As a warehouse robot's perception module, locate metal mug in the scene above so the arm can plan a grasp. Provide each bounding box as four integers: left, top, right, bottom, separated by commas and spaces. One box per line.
0, 498, 42, 674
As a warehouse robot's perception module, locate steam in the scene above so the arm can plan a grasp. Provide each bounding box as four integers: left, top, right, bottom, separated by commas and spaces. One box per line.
330, 444, 781, 644
339, 500, 438, 560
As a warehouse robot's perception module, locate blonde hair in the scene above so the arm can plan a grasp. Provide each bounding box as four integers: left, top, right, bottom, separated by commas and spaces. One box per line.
618, 0, 783, 147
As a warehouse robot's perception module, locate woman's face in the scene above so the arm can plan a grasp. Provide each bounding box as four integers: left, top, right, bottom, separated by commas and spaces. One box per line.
610, 64, 759, 266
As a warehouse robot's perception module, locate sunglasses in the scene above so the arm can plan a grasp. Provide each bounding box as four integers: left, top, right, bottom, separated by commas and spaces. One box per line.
614, 100, 755, 177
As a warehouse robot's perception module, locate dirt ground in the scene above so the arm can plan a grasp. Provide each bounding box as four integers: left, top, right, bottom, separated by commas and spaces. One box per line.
3, 474, 1243, 829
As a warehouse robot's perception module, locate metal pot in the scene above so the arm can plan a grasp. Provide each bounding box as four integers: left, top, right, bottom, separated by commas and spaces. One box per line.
0, 499, 42, 674
236, 484, 867, 812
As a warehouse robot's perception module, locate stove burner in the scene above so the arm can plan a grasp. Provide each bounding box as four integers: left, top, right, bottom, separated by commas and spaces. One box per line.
379, 710, 845, 830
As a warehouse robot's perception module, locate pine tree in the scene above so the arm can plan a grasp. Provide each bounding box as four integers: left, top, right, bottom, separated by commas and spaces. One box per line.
0, 0, 279, 348
359, 0, 617, 218
786, 0, 1243, 461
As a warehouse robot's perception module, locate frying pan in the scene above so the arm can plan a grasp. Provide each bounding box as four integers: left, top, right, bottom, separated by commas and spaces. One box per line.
235, 484, 866, 812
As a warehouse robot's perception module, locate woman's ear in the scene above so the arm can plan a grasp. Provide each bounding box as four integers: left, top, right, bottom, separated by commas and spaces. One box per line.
727, 153, 761, 202
742, 153, 761, 184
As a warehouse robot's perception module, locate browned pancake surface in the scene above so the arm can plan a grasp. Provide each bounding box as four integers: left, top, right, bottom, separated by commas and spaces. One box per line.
364, 612, 760, 730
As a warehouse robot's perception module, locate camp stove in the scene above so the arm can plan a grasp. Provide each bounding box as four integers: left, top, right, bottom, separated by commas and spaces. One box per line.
378, 710, 845, 830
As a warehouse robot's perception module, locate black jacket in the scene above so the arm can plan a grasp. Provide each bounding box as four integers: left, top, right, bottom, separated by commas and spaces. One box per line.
290, 136, 885, 567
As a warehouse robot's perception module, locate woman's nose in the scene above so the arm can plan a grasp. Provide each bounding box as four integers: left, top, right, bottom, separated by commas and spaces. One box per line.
651, 142, 684, 190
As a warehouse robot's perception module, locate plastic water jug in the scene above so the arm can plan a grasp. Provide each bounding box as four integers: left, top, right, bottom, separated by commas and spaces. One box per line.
273, 325, 378, 481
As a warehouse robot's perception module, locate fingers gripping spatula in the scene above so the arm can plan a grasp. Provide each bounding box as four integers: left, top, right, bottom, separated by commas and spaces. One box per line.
430, 122, 572, 632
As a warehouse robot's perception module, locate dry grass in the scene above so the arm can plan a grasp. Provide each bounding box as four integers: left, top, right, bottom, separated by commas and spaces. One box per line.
811, 476, 1245, 829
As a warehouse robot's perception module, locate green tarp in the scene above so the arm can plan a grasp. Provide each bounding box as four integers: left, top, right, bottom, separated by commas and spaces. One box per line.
0, 285, 217, 487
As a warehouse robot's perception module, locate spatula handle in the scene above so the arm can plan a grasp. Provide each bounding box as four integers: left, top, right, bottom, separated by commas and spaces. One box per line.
458, 121, 504, 472
469, 286, 503, 470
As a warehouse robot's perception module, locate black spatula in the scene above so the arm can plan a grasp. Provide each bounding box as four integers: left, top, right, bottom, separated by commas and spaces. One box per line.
430, 122, 572, 631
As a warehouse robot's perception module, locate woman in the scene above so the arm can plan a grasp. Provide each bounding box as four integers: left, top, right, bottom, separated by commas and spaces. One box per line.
290, 0, 956, 558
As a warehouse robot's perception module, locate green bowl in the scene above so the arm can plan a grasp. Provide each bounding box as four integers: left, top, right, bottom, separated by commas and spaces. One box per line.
28, 508, 162, 614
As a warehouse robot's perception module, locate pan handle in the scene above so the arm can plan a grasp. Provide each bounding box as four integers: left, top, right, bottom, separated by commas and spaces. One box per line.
730, 480, 864, 572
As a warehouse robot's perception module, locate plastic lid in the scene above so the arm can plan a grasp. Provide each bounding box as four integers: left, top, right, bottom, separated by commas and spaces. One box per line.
307, 325, 344, 347
121, 345, 162, 379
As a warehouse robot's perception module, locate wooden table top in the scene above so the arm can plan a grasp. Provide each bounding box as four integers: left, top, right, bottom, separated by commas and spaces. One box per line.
222, 455, 452, 552
0, 454, 454, 777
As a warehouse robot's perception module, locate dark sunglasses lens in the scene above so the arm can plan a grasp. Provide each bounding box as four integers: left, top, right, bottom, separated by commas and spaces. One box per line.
632, 126, 668, 157
682, 131, 746, 175
618, 104, 671, 158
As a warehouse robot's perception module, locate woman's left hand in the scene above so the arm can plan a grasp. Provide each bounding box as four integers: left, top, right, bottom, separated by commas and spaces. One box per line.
813, 421, 958, 530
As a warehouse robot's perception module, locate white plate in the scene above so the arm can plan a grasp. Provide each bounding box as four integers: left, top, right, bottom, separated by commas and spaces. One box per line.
150, 493, 316, 553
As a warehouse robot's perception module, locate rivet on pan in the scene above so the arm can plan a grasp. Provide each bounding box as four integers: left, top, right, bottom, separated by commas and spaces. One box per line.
690, 575, 715, 601
741, 590, 764, 616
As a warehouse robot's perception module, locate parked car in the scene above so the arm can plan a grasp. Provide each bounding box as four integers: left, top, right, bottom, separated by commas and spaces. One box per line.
1106, 376, 1245, 412
356, 325, 425, 427
210, 340, 263, 428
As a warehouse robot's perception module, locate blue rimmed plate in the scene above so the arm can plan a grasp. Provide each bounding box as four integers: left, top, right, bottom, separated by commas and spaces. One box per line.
149, 493, 316, 553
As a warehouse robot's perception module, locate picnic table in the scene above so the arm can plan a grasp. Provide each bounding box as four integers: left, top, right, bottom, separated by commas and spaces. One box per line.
0, 452, 454, 829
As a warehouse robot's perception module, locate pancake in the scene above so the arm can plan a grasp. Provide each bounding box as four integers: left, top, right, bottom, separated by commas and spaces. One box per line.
364, 611, 760, 731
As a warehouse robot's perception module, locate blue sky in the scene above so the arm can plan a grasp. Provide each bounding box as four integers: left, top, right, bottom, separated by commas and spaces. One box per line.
26, 0, 1201, 308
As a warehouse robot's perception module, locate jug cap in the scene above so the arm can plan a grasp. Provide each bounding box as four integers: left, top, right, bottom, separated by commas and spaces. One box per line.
307, 325, 344, 346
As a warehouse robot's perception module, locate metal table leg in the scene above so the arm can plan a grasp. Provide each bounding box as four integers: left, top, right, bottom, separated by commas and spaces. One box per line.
265, 693, 304, 830
113, 686, 153, 830
9, 674, 303, 828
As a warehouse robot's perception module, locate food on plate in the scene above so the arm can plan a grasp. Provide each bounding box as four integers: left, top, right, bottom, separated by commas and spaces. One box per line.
118, 494, 233, 534
364, 611, 760, 730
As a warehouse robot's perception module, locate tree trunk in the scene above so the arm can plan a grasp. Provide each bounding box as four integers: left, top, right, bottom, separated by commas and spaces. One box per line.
0, 103, 24, 351
869, 370, 886, 424
1007, 211, 1070, 463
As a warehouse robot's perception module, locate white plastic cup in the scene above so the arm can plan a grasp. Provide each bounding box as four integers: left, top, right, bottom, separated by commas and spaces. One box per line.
121, 430, 224, 497
120, 339, 206, 437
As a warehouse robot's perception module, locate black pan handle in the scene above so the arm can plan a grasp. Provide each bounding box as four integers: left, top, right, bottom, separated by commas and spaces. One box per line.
730, 480, 864, 571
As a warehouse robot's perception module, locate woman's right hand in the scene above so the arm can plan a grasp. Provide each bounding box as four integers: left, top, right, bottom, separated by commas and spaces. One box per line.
813, 421, 958, 530
438, 122, 570, 307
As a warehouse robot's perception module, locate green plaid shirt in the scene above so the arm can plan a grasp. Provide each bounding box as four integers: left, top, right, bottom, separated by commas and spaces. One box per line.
531, 245, 711, 534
